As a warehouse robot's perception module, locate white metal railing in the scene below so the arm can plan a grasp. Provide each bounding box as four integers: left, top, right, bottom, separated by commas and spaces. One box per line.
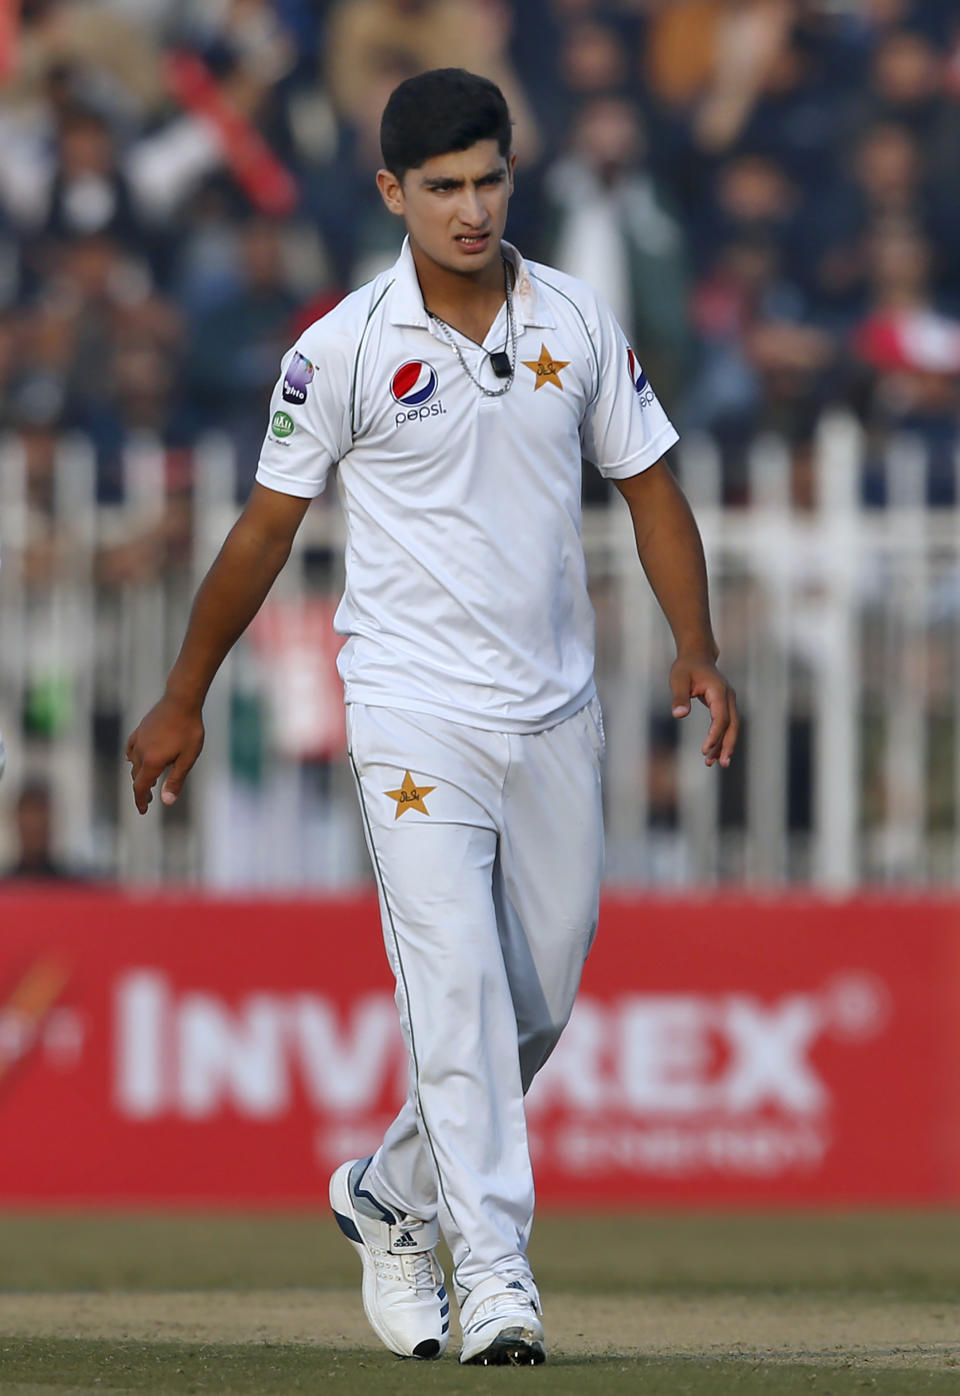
1, 412, 959, 889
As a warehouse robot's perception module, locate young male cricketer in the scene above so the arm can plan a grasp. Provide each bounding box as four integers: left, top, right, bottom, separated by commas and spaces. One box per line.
126, 68, 738, 1367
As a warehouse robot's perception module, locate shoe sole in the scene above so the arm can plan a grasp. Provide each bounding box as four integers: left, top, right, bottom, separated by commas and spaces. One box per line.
462, 1326, 547, 1366
329, 1162, 447, 1361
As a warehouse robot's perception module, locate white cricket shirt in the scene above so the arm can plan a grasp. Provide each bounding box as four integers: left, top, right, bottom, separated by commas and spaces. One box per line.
256, 238, 679, 732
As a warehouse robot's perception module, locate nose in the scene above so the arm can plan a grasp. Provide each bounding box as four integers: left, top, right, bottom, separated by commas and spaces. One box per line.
457, 186, 486, 228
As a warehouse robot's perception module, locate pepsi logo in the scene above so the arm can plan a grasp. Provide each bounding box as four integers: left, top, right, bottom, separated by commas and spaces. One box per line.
626, 347, 648, 395
391, 361, 439, 407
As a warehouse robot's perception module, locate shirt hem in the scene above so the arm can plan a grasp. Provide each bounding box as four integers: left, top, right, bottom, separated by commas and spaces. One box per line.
255, 464, 324, 498
342, 681, 597, 735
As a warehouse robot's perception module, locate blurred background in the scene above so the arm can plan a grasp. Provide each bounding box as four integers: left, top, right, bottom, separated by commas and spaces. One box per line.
2, 0, 960, 893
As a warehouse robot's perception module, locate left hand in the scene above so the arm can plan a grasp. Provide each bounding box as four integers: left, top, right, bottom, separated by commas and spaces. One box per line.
669, 654, 739, 768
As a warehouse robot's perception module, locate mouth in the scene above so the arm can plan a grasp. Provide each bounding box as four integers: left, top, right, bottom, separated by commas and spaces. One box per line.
454, 232, 492, 253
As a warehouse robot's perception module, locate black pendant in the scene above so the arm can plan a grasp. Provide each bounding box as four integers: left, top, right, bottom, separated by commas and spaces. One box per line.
489, 351, 512, 378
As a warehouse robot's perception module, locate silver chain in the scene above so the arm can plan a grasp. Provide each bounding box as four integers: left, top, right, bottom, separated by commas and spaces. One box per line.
425, 259, 517, 397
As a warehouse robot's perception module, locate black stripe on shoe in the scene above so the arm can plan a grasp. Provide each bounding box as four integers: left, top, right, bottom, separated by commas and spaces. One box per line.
332, 1210, 363, 1244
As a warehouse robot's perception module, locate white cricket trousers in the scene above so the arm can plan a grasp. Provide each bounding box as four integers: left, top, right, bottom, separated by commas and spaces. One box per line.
346, 698, 605, 1302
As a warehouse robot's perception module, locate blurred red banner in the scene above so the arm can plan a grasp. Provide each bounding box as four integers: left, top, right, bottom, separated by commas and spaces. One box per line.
0, 0, 21, 82
1, 891, 959, 1206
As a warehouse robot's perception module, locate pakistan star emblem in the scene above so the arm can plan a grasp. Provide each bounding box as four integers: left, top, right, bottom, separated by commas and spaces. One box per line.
384, 770, 436, 818
522, 343, 569, 390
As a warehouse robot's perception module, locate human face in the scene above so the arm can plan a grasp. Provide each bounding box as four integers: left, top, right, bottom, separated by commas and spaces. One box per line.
377, 140, 515, 283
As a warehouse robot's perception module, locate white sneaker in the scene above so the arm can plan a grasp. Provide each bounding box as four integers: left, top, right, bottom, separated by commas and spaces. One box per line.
458, 1274, 546, 1366
329, 1157, 449, 1359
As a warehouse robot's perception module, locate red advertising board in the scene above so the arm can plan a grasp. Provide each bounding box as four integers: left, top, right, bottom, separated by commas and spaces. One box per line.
1, 890, 959, 1206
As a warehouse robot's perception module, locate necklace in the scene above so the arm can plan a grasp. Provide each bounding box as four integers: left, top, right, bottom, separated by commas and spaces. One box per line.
425, 259, 517, 397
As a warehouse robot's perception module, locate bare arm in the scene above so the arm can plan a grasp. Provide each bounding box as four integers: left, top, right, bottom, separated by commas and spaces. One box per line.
125, 483, 310, 812
615, 461, 738, 768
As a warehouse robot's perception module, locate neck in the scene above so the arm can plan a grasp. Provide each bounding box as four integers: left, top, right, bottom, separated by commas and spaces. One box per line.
410, 238, 506, 317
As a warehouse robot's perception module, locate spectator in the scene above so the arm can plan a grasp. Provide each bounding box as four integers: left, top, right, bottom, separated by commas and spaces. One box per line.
852, 220, 960, 503
8, 420, 68, 588
865, 26, 948, 140
544, 96, 690, 408
184, 217, 300, 486
9, 0, 166, 121
853, 120, 923, 222
323, 0, 541, 170
26, 233, 182, 499
685, 232, 835, 495
4, 777, 88, 880
706, 13, 853, 189
800, 120, 924, 323
41, 106, 144, 248
693, 152, 801, 281
556, 19, 631, 102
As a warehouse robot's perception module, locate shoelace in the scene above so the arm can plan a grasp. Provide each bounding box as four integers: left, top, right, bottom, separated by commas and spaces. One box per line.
368, 1221, 440, 1295
369, 1248, 439, 1294
465, 1286, 536, 1328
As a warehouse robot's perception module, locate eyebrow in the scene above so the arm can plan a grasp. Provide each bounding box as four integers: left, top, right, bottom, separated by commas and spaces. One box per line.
421, 169, 506, 190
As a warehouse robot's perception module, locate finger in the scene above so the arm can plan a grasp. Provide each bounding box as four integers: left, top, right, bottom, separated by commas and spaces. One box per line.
132, 762, 163, 815
161, 749, 197, 807
719, 689, 739, 768
703, 735, 723, 764
133, 782, 155, 815
160, 772, 182, 806
700, 686, 730, 760
669, 672, 692, 719
124, 731, 138, 761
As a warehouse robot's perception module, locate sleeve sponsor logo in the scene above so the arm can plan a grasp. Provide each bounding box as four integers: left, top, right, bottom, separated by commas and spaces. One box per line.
271, 409, 295, 438
627, 347, 655, 407
282, 352, 314, 405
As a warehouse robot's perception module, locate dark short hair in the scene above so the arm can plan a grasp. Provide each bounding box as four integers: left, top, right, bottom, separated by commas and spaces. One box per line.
380, 68, 512, 181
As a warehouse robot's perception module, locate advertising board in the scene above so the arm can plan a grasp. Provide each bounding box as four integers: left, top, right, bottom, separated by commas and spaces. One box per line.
1, 891, 958, 1205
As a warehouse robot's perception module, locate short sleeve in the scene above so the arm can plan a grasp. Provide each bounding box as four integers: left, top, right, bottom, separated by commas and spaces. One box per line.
255, 325, 353, 499
580, 294, 679, 480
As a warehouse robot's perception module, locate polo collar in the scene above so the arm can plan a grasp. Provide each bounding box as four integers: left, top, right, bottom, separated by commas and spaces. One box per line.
387, 236, 556, 332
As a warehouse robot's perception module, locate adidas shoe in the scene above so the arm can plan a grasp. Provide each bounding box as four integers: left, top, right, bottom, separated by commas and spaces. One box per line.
329, 1157, 449, 1359
459, 1274, 546, 1366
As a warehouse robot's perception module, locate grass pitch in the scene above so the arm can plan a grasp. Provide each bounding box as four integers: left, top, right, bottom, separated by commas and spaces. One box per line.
1, 1211, 959, 1393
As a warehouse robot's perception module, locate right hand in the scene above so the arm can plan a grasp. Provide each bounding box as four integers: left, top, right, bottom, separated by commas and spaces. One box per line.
125, 697, 205, 815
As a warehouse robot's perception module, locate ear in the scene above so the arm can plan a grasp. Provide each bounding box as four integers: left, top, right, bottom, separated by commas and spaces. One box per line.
507, 152, 517, 195
377, 167, 405, 216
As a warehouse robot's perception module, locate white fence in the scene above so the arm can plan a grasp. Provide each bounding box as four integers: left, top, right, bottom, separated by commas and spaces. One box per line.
2, 412, 959, 889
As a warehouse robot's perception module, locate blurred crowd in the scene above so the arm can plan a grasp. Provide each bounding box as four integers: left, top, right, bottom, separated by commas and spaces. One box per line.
3, 0, 960, 880
2, 0, 959, 524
